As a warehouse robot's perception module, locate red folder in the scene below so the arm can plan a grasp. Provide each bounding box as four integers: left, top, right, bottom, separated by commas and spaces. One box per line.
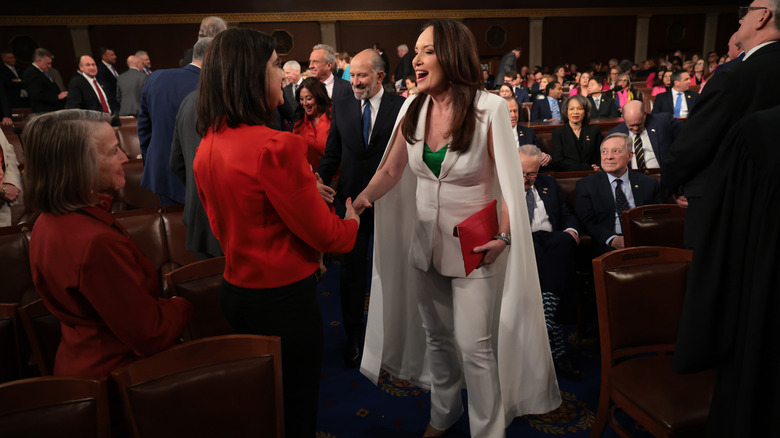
453, 200, 498, 276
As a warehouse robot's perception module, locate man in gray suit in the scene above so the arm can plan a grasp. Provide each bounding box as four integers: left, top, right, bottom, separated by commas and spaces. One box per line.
495, 47, 521, 90
170, 90, 222, 260
117, 55, 147, 116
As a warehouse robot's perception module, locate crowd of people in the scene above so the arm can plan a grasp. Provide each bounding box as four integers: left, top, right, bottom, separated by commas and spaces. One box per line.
2, 1, 780, 436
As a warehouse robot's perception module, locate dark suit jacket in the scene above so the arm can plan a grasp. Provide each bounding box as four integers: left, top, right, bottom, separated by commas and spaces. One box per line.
332, 76, 352, 101
662, 42, 780, 200
137, 64, 200, 203
96, 61, 119, 110
65, 74, 111, 113
117, 68, 147, 116
22, 65, 64, 113
378, 51, 391, 84
574, 170, 661, 248
535, 174, 578, 232
394, 52, 414, 83
608, 112, 683, 169
169, 91, 222, 258
588, 94, 619, 118
514, 87, 531, 104
495, 51, 517, 87
551, 123, 603, 171
651, 89, 697, 116
316, 90, 405, 221
530, 97, 561, 122
0, 64, 27, 108
0, 85, 10, 119
279, 82, 298, 131
516, 125, 539, 148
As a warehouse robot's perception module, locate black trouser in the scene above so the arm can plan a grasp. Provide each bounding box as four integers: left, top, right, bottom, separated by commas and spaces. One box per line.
220, 275, 323, 438
340, 226, 372, 341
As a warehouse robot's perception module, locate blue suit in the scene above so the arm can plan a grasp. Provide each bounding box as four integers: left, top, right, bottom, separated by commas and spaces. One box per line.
608, 112, 683, 168
516, 124, 539, 148
530, 97, 560, 122
574, 170, 661, 255
652, 90, 698, 117
138, 64, 200, 204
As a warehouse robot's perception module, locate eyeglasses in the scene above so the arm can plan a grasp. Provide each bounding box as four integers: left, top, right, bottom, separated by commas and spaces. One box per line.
738, 6, 768, 20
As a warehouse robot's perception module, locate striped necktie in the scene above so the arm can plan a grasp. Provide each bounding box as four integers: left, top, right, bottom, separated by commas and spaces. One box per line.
633, 135, 647, 173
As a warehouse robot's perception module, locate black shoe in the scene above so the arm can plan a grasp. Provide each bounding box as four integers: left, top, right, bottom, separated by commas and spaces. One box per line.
344, 337, 362, 368
554, 356, 584, 381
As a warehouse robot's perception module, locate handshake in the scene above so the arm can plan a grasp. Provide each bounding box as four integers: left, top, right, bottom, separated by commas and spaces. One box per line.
315, 173, 371, 223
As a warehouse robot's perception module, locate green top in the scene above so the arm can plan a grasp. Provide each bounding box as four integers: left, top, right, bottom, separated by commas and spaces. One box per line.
423, 143, 448, 178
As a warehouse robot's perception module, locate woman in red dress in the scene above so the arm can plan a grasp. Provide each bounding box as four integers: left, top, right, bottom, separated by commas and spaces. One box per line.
292, 77, 332, 171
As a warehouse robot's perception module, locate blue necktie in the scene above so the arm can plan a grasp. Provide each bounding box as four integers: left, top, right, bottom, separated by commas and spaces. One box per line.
549, 97, 560, 120
44, 72, 52, 81
526, 189, 535, 224
673, 92, 682, 118
362, 99, 371, 148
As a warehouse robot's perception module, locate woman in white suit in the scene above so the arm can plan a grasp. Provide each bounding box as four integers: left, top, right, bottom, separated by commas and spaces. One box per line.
354, 19, 560, 438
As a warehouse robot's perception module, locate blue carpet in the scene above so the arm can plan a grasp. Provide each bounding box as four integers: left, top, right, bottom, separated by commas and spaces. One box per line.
315, 264, 642, 437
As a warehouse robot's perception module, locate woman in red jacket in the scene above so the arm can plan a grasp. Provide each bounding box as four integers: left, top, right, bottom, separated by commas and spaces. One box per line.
193, 28, 359, 438
24, 109, 193, 377
292, 77, 332, 171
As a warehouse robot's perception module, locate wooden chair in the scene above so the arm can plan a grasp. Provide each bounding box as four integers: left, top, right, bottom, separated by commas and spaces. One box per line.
621, 204, 686, 248
164, 257, 233, 340
590, 247, 716, 438
521, 101, 533, 122
114, 159, 160, 210
0, 303, 21, 382
111, 334, 284, 438
18, 298, 61, 376
0, 375, 110, 438
115, 125, 142, 159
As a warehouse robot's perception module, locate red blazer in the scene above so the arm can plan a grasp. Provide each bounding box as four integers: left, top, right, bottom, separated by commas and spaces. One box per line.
293, 111, 331, 171
29, 204, 193, 377
194, 124, 358, 289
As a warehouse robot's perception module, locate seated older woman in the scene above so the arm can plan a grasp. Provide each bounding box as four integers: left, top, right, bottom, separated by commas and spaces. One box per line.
551, 95, 603, 171
611, 73, 642, 113
24, 109, 193, 377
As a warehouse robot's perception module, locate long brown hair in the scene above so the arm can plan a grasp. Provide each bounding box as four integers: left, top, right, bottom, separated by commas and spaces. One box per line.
196, 28, 277, 136
400, 19, 482, 153
293, 77, 332, 129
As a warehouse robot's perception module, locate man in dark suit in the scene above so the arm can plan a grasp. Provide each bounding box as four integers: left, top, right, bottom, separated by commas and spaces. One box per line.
575, 133, 661, 256
495, 47, 522, 89
394, 44, 414, 87
652, 71, 697, 118
65, 55, 119, 126
372, 43, 392, 85
662, 1, 780, 250
22, 48, 68, 113
506, 97, 551, 163
138, 38, 209, 206
309, 43, 351, 100
530, 81, 562, 122
608, 100, 683, 171
117, 55, 148, 116
587, 76, 619, 119
316, 49, 405, 367
519, 145, 582, 380
279, 60, 302, 130
1, 51, 29, 108
170, 90, 222, 260
96, 47, 120, 111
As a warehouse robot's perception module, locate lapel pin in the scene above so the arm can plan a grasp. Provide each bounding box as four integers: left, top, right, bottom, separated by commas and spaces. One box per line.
586, 136, 590, 141
651, 129, 656, 132
634, 184, 639, 189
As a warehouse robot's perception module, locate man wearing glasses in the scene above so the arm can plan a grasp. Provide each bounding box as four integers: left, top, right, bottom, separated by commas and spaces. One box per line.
667, 1, 780, 436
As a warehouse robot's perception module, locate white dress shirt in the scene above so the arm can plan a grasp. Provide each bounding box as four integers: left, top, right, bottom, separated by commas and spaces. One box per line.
361, 87, 384, 142
606, 170, 636, 242
322, 73, 335, 98
629, 129, 659, 169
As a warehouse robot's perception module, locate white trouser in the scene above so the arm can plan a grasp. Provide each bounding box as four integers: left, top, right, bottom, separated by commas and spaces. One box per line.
415, 267, 506, 438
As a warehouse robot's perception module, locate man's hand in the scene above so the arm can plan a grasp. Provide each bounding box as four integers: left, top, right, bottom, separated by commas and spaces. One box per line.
540, 152, 552, 167
315, 172, 336, 204
0, 117, 11, 127
565, 229, 580, 245
610, 236, 625, 249
673, 194, 689, 208
58, 91, 68, 100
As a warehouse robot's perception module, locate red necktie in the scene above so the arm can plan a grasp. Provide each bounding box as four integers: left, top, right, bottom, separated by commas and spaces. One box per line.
93, 79, 110, 113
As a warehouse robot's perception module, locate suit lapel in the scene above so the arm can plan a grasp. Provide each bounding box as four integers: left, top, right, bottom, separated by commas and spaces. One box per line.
627, 172, 644, 205
368, 93, 393, 148
535, 177, 556, 228
645, 121, 662, 166
599, 172, 616, 213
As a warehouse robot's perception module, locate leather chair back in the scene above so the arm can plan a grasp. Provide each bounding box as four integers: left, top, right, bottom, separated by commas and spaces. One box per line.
621, 204, 686, 249
18, 298, 61, 376
0, 376, 110, 438
111, 335, 283, 438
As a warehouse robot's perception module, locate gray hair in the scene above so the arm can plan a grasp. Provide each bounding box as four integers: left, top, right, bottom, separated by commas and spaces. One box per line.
312, 43, 336, 66
357, 48, 384, 74
134, 50, 148, 57
192, 37, 213, 61
23, 109, 113, 215
199, 16, 227, 38
283, 60, 301, 72
32, 48, 53, 62
616, 73, 631, 86
518, 144, 544, 161
772, 0, 780, 32
602, 132, 632, 154
397, 44, 408, 53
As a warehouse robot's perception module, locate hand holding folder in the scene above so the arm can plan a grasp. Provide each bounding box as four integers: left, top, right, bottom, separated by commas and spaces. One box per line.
453, 200, 498, 276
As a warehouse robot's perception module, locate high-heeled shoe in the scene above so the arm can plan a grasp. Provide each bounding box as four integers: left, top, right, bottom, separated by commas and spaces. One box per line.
423, 424, 445, 437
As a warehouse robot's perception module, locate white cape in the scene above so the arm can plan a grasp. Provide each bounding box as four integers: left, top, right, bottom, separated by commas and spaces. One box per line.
360, 91, 561, 426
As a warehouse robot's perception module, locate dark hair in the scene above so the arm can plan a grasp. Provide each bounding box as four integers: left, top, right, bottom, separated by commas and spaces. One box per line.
652, 65, 669, 87
99, 47, 113, 56
196, 28, 276, 136
670, 70, 685, 84
589, 76, 604, 87
400, 19, 482, 153
506, 69, 518, 79
405, 75, 417, 85
545, 80, 559, 95
294, 77, 332, 128
561, 95, 591, 125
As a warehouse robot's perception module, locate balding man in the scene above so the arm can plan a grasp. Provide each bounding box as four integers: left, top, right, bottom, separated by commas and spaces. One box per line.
316, 49, 405, 367
23, 48, 68, 113
182, 16, 227, 65
135, 50, 152, 76
662, 0, 780, 250
117, 55, 148, 116
393, 43, 414, 87
309, 44, 351, 100
608, 100, 683, 171
66, 55, 118, 125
